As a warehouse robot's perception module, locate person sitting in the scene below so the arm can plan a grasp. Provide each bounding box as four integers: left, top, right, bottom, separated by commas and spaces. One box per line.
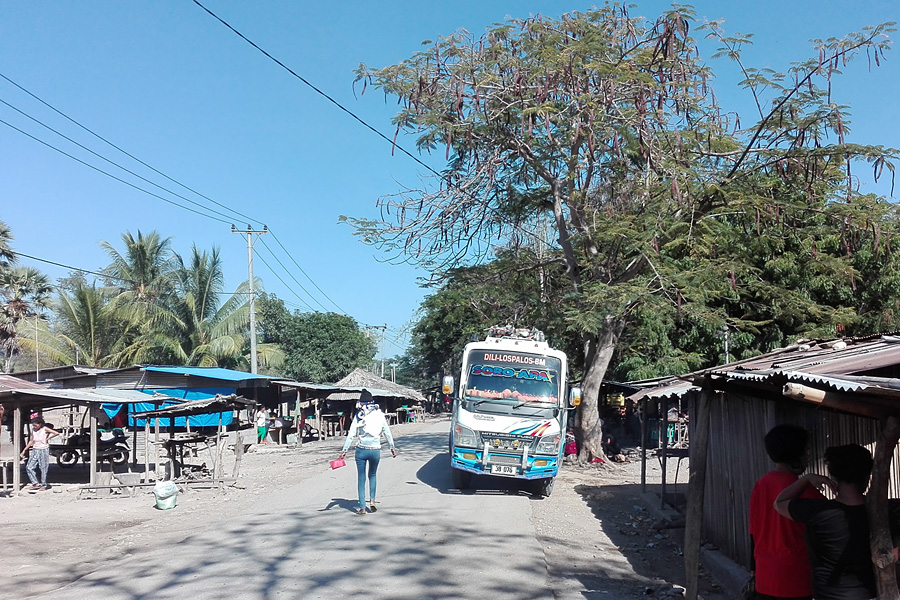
601, 432, 626, 462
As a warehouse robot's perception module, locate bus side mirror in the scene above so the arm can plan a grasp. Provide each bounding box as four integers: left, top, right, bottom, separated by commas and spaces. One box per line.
442, 375, 455, 395
569, 387, 582, 407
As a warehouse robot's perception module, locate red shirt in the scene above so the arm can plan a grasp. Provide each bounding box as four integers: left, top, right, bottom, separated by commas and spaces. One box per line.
749, 470, 821, 597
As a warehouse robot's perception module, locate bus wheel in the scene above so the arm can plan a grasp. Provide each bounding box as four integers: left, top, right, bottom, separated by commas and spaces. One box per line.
451, 468, 472, 490
533, 477, 554, 498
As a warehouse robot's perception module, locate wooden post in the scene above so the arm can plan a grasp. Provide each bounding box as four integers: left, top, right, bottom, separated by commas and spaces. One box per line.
143, 418, 150, 483
295, 391, 302, 447
13, 402, 21, 494
154, 416, 161, 479
316, 399, 322, 442
640, 398, 648, 493
660, 398, 668, 510
684, 388, 711, 600
867, 414, 900, 599
232, 411, 243, 479
131, 409, 138, 467
89, 410, 98, 486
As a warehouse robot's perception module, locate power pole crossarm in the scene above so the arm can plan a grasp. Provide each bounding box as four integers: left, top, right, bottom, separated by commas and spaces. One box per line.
232, 224, 268, 374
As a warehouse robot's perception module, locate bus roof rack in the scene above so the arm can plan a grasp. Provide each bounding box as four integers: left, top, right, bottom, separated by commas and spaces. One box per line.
485, 325, 546, 342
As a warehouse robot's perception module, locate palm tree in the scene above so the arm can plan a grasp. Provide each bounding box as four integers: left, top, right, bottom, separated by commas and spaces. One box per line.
114, 246, 251, 368
101, 230, 175, 303
99, 230, 178, 365
170, 247, 250, 367
0, 266, 53, 372
55, 282, 130, 366
0, 220, 15, 269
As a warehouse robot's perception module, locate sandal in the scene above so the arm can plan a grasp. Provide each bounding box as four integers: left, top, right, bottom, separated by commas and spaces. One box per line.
368, 504, 377, 513
355, 509, 366, 515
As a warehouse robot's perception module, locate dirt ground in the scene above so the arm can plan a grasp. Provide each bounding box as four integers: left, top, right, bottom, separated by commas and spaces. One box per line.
0, 416, 731, 599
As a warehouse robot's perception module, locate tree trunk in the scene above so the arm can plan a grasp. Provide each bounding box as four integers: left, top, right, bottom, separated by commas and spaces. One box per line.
577, 317, 626, 461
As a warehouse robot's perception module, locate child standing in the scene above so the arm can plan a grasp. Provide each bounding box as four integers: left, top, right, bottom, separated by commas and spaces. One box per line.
20, 416, 60, 491
748, 424, 821, 600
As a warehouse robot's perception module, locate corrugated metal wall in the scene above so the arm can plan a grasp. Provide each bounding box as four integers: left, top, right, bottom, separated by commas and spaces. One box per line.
696, 389, 899, 569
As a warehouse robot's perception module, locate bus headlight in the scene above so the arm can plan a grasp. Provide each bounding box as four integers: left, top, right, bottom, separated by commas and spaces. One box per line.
454, 425, 479, 448
536, 434, 561, 454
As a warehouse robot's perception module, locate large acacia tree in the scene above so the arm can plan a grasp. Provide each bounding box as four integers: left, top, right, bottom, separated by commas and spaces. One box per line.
348, 5, 896, 460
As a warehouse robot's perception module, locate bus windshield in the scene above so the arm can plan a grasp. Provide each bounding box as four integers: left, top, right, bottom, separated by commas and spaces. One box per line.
463, 350, 562, 405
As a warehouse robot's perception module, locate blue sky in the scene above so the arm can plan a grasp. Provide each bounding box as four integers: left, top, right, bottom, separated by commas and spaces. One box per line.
1, 1, 897, 361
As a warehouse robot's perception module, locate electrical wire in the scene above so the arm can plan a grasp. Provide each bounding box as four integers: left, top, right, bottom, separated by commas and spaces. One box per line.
0, 75, 354, 318
0, 117, 233, 225
0, 96, 244, 225
0, 67, 407, 334
0, 71, 263, 228
256, 237, 328, 311
14, 251, 136, 286
252, 249, 316, 312
191, 0, 443, 178
268, 229, 348, 314
15, 250, 253, 297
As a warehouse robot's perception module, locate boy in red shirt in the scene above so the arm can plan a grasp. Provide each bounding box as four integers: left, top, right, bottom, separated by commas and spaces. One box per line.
749, 424, 821, 600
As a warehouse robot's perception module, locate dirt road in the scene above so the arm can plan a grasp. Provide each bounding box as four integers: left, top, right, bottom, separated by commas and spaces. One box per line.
1, 415, 729, 599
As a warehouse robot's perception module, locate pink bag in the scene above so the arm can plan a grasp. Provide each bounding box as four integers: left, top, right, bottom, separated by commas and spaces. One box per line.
330, 458, 346, 470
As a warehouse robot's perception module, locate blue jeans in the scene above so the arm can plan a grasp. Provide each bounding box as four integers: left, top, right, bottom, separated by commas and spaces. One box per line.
354, 447, 381, 510
26, 448, 50, 486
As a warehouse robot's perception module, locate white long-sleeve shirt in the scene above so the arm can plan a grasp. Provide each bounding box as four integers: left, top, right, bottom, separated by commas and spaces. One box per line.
342, 408, 395, 452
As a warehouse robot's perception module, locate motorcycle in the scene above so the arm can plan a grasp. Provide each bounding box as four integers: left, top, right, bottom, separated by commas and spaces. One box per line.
50, 428, 130, 467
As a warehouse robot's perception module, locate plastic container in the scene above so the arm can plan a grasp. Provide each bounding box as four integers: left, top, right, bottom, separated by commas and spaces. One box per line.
153, 480, 178, 510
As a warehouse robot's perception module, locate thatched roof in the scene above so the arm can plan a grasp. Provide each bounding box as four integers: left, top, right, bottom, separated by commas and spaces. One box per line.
328, 368, 426, 403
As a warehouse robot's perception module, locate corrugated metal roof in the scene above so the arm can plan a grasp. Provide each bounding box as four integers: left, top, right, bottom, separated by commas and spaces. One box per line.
142, 366, 274, 382
0, 374, 46, 391
0, 387, 180, 404
628, 380, 698, 402
134, 394, 255, 417
713, 368, 878, 394
712, 336, 900, 376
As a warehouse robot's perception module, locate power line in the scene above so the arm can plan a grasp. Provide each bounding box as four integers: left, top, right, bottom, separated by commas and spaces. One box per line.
0, 71, 263, 228
268, 229, 348, 314
0, 75, 352, 317
14, 250, 252, 297
0, 74, 396, 332
0, 117, 233, 225
0, 96, 245, 225
253, 248, 316, 312
257, 238, 330, 312
191, 0, 443, 177
14, 251, 135, 285
191, 0, 544, 257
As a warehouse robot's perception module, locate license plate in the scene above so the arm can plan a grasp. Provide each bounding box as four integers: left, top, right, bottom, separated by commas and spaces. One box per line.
491, 464, 517, 476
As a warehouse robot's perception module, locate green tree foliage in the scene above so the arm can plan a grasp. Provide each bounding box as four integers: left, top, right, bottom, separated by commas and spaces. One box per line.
403, 244, 576, 383
347, 5, 897, 459
1, 265, 53, 373
54, 282, 130, 367
279, 311, 374, 383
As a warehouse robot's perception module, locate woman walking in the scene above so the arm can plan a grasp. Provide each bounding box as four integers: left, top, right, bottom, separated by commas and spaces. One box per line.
339, 389, 397, 515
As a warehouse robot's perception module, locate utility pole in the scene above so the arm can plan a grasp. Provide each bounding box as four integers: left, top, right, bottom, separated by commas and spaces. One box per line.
232, 225, 268, 374
34, 316, 40, 382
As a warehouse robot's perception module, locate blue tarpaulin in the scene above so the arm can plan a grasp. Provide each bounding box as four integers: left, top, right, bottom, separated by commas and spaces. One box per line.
127, 388, 236, 428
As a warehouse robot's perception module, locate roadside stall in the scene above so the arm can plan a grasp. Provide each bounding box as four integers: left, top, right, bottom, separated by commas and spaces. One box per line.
133, 394, 255, 485
0, 386, 178, 495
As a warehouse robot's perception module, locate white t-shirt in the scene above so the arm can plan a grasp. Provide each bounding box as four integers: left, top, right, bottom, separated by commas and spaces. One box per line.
255, 410, 268, 428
